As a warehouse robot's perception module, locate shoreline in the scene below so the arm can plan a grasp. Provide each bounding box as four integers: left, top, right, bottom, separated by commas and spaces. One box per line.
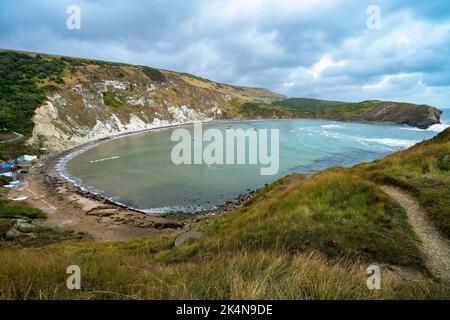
55, 116, 444, 216
14, 119, 256, 241
14, 116, 447, 241
55, 119, 261, 215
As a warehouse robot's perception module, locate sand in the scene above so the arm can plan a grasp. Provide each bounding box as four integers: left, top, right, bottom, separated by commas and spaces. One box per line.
8, 151, 201, 242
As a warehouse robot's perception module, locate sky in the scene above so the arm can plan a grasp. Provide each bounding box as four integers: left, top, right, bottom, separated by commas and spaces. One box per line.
1, 0, 450, 108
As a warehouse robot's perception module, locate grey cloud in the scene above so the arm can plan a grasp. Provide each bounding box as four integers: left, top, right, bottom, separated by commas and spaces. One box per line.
0, 0, 449, 107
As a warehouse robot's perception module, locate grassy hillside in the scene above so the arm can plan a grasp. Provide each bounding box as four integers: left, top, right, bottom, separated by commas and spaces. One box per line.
1, 246, 447, 300
0, 49, 288, 155
0, 170, 447, 298
185, 172, 422, 267
0, 50, 285, 138
0, 130, 449, 299
274, 97, 348, 110
356, 128, 450, 238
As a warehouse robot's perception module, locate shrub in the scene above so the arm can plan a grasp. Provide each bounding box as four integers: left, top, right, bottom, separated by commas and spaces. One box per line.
0, 202, 47, 220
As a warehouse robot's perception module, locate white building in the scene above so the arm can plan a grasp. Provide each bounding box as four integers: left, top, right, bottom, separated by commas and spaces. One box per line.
14, 155, 38, 163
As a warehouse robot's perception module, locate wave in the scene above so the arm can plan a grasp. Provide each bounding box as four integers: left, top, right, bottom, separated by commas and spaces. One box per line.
428, 123, 450, 132
354, 137, 418, 148
316, 130, 418, 148
321, 124, 344, 129
141, 205, 216, 214
312, 126, 420, 148
289, 128, 305, 133
400, 123, 450, 133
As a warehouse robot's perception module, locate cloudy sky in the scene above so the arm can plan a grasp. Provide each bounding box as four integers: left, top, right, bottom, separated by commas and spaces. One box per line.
1, 0, 450, 107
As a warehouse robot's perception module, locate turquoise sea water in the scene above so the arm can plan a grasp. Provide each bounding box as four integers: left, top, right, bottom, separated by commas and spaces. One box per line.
64, 110, 450, 213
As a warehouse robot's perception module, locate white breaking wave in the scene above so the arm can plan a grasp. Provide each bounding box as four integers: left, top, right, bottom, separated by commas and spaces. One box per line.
400, 123, 450, 133
425, 123, 449, 132
354, 137, 418, 148
289, 128, 306, 133
317, 129, 419, 148
321, 124, 343, 129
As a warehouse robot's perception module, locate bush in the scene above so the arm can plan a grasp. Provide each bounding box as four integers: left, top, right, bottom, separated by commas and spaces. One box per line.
0, 202, 47, 220
0, 51, 67, 135
141, 66, 166, 83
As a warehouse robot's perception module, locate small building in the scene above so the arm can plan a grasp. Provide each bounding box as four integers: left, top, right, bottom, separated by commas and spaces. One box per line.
3, 180, 20, 189
0, 166, 16, 178
14, 155, 38, 164
0, 171, 13, 178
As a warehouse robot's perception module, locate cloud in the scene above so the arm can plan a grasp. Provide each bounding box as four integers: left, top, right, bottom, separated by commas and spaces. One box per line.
0, 0, 450, 107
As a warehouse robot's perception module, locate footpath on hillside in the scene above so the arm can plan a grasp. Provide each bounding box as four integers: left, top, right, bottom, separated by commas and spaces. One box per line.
381, 186, 450, 283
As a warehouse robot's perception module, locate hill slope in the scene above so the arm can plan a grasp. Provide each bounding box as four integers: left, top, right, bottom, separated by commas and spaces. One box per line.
0, 49, 442, 154
356, 128, 450, 238
0, 50, 285, 151
0, 129, 448, 299
256, 98, 441, 129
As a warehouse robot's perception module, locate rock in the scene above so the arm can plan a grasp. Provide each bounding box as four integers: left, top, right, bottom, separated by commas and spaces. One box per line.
26, 233, 38, 239
15, 221, 37, 233
154, 222, 184, 230
175, 231, 204, 247
5, 228, 22, 239
89, 208, 119, 217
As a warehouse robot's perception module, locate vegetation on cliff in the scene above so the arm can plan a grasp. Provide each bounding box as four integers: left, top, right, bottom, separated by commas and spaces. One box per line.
0, 49, 442, 158
0, 51, 66, 134
240, 98, 442, 129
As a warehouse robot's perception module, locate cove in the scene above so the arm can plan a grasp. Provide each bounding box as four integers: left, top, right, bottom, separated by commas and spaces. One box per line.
63, 119, 443, 214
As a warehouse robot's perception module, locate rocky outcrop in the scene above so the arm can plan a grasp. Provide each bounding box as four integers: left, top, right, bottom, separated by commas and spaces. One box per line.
271, 98, 442, 129
351, 101, 442, 129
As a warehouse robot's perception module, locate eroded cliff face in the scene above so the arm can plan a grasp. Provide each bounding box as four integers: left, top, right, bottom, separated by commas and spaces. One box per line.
22, 53, 442, 152
28, 63, 285, 151
350, 101, 442, 129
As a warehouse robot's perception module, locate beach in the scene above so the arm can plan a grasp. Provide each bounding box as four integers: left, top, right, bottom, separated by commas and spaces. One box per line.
7, 122, 255, 241
8, 137, 199, 241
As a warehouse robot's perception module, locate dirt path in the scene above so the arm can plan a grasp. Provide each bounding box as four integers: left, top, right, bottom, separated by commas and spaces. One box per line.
381, 186, 450, 283
0, 131, 23, 144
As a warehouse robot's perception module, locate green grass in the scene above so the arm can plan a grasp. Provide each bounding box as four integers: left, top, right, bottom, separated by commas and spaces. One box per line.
102, 91, 125, 109
0, 177, 445, 299
239, 99, 440, 129
271, 98, 387, 119
0, 247, 447, 300
0, 136, 39, 161
0, 51, 67, 135
0, 176, 12, 186
271, 98, 433, 121
275, 97, 346, 106
355, 128, 450, 238
0, 201, 47, 220
0, 197, 85, 248
0, 130, 449, 299
239, 102, 295, 118
160, 172, 423, 269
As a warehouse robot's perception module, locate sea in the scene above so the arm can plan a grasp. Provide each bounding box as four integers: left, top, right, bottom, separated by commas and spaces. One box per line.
63, 109, 450, 213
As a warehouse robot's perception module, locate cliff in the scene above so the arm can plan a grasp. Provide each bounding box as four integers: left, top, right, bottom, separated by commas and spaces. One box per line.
0, 50, 442, 152
269, 98, 442, 129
